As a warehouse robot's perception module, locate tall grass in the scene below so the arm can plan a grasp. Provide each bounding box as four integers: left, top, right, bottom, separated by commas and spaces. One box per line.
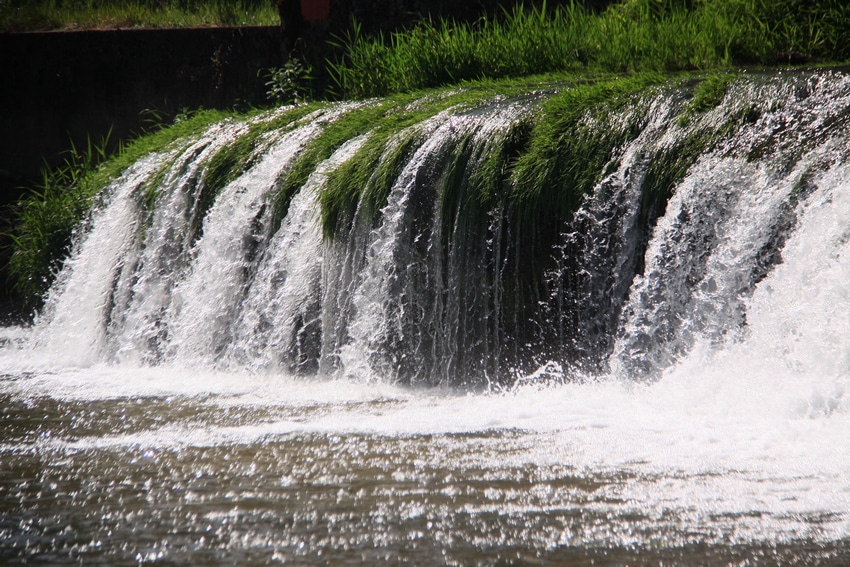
0, 0, 277, 32
7, 133, 117, 305
329, 0, 850, 98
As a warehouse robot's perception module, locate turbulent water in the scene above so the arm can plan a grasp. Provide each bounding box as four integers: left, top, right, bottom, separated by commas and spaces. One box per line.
2, 70, 850, 564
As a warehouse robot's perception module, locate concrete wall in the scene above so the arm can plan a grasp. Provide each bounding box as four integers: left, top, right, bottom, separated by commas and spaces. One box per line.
0, 26, 283, 195
0, 26, 283, 320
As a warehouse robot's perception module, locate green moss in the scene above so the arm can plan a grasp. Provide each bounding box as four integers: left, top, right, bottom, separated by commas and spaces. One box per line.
511, 74, 665, 226
691, 72, 734, 112
677, 71, 736, 126
289, 82, 545, 238
320, 122, 421, 238
201, 105, 323, 196
278, 101, 401, 236
188, 103, 325, 239
91, 109, 233, 189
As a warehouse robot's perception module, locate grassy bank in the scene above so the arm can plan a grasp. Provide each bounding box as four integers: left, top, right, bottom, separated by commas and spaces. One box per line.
329, 0, 850, 98
0, 0, 277, 32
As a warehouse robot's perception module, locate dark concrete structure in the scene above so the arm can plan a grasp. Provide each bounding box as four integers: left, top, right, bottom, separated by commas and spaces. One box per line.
0, 26, 283, 196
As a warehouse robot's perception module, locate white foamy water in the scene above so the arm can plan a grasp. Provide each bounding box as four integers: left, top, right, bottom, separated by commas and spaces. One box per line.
163, 109, 353, 365
0, 349, 847, 559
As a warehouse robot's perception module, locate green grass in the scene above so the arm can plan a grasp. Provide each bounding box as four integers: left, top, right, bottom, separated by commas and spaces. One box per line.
6, 133, 116, 306
293, 71, 691, 244
328, 0, 850, 99
510, 74, 662, 220
288, 81, 560, 237
0, 0, 277, 32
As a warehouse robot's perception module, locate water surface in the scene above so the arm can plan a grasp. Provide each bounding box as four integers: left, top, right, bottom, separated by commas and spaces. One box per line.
1, 356, 847, 565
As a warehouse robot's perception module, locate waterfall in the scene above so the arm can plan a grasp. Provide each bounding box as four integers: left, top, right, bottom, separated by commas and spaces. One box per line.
109, 120, 250, 364
612, 72, 850, 380
337, 101, 532, 387
226, 134, 370, 374
6, 70, 850, 567
22, 70, 850, 388
660, 157, 850, 419
161, 115, 330, 364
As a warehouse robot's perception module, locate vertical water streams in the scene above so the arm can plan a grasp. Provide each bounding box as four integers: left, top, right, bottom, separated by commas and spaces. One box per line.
162, 119, 327, 364
32, 151, 177, 365
112, 120, 250, 364
538, 93, 682, 373
21, 71, 850, 386
338, 101, 533, 386
611, 72, 850, 380
226, 135, 370, 373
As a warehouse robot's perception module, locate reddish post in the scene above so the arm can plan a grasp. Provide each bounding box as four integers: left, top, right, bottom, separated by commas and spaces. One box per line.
301, 0, 331, 21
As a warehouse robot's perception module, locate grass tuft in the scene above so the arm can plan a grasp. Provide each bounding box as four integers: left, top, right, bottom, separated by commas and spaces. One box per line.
7, 132, 117, 305
510, 74, 664, 224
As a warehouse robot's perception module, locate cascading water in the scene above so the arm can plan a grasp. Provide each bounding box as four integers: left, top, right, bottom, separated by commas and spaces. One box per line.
337, 102, 533, 386
227, 134, 370, 374
611, 75, 850, 380
1, 70, 849, 564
